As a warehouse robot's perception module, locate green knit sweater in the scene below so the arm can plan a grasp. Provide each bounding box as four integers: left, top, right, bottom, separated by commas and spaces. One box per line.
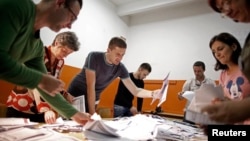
0, 0, 78, 119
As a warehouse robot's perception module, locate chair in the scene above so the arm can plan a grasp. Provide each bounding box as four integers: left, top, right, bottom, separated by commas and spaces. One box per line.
96, 107, 113, 118
0, 103, 7, 117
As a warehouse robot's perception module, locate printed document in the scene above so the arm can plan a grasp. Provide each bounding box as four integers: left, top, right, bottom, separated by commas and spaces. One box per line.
84, 113, 120, 137
185, 84, 225, 124
72, 95, 85, 113
151, 72, 170, 107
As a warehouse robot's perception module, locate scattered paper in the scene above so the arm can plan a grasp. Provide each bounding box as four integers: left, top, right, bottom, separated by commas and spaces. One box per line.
0, 127, 82, 141
0, 127, 45, 141
91, 113, 101, 120
40, 117, 84, 132
84, 113, 120, 137
84, 114, 206, 140
0, 118, 32, 125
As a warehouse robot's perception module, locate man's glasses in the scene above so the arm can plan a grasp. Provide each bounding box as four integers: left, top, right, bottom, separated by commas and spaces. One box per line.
65, 2, 77, 23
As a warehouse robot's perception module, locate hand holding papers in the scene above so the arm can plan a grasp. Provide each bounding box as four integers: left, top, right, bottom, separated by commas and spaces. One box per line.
182, 91, 195, 102
151, 72, 170, 107
72, 95, 85, 113
185, 84, 225, 124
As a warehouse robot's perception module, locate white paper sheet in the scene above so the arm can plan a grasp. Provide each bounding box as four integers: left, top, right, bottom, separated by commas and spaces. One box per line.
72, 95, 85, 113
151, 72, 170, 107
84, 114, 206, 140
0, 127, 81, 141
185, 84, 225, 124
84, 113, 120, 137
182, 91, 195, 102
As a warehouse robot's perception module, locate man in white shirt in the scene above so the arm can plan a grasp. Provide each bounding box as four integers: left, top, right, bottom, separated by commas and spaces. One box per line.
178, 61, 216, 124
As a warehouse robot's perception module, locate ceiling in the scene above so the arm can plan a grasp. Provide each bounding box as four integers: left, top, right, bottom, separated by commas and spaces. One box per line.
108, 0, 202, 17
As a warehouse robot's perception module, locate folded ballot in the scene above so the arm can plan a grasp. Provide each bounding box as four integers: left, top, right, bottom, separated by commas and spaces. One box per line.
72, 95, 86, 113
151, 72, 170, 107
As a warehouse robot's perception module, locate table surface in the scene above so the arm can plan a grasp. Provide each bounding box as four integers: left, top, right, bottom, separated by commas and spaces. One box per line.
38, 114, 205, 141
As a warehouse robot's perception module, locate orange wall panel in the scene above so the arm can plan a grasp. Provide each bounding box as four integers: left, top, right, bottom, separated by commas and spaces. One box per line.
0, 81, 14, 104
60, 65, 81, 90
0, 65, 217, 117
98, 79, 187, 116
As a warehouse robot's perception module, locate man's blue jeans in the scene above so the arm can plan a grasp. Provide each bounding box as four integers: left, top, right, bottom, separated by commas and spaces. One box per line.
113, 105, 132, 118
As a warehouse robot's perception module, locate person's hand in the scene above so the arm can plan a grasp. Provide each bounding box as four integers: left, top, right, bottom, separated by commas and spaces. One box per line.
130, 107, 138, 115
198, 124, 208, 135
178, 92, 184, 100
71, 112, 91, 125
62, 91, 74, 103
152, 89, 162, 99
211, 97, 224, 104
44, 110, 57, 124
38, 74, 65, 96
65, 93, 74, 103
201, 99, 250, 124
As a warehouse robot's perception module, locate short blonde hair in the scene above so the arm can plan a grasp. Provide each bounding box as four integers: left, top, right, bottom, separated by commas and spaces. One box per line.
53, 31, 80, 51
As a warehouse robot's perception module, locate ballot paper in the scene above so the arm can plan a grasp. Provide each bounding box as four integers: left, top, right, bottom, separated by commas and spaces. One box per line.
72, 95, 86, 113
0, 118, 39, 132
0, 127, 82, 141
84, 113, 120, 137
40, 117, 84, 132
151, 72, 170, 107
185, 84, 225, 124
182, 91, 195, 102
0, 117, 32, 125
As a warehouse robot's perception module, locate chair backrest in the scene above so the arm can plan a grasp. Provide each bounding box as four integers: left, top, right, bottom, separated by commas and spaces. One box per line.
96, 107, 113, 118
0, 103, 7, 117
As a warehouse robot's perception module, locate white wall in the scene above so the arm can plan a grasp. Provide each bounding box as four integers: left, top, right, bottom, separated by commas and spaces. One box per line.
35, 0, 128, 68
35, 0, 250, 80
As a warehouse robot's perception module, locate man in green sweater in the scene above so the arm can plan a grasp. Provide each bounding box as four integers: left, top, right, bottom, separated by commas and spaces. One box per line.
0, 0, 90, 124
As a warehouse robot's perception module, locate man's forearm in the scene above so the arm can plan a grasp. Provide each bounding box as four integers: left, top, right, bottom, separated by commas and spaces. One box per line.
87, 91, 96, 114
37, 87, 78, 119
136, 88, 153, 98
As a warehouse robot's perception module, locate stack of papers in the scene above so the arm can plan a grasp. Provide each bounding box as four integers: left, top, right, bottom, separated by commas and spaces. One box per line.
185, 84, 225, 124
0, 117, 83, 141
0, 127, 82, 141
0, 118, 38, 132
84, 113, 120, 137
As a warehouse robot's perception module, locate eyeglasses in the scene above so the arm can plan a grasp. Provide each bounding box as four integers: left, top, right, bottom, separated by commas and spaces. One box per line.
65, 3, 77, 23
61, 46, 73, 55
218, 0, 231, 17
